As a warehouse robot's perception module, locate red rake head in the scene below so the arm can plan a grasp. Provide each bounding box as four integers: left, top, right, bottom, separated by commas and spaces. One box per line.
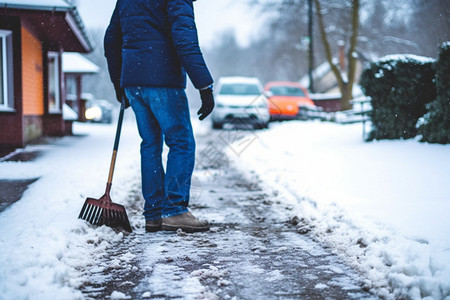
78, 194, 132, 232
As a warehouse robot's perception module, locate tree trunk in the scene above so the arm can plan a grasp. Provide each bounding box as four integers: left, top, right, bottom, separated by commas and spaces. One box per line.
314, 0, 360, 111
340, 84, 353, 111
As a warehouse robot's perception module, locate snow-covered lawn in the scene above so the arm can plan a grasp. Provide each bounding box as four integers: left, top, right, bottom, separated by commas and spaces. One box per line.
230, 121, 450, 299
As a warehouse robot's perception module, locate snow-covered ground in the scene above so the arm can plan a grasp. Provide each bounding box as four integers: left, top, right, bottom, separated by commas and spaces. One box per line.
0, 115, 142, 299
230, 121, 450, 299
1, 115, 449, 300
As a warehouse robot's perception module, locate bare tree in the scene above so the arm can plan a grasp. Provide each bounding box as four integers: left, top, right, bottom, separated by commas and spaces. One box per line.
408, 0, 450, 57
248, 0, 317, 82
204, 0, 448, 100
314, 0, 360, 110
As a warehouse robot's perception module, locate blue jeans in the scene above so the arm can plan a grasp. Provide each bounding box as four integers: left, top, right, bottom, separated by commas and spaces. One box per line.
125, 87, 195, 220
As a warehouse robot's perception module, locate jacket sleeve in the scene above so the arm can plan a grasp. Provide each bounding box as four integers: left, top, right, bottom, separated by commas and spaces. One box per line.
104, 3, 123, 88
167, 0, 213, 89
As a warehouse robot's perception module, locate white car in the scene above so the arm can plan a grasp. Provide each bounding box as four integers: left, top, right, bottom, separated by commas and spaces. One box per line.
85, 99, 114, 123
211, 77, 270, 129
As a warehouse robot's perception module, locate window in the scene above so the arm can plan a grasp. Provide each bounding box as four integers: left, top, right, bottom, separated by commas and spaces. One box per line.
0, 29, 13, 110
65, 75, 77, 96
270, 86, 306, 97
219, 83, 261, 96
48, 52, 60, 112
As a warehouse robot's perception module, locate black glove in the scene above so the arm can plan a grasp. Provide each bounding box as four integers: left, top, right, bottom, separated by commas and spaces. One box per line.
198, 86, 215, 120
114, 86, 130, 108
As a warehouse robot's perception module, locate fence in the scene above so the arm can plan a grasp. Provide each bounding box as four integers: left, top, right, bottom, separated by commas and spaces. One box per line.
297, 96, 372, 140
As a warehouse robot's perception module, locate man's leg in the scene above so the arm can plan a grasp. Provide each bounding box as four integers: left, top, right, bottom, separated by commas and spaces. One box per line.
125, 87, 165, 222
143, 88, 209, 232
145, 88, 196, 217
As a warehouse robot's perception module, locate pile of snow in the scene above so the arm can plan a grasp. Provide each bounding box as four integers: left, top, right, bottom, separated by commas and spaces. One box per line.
374, 54, 435, 65
230, 121, 450, 299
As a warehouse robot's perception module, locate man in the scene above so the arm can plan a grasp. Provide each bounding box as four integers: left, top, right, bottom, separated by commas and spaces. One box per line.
104, 0, 214, 233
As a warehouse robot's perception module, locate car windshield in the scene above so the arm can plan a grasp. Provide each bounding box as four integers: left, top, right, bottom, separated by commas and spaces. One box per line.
269, 86, 306, 97
219, 83, 261, 95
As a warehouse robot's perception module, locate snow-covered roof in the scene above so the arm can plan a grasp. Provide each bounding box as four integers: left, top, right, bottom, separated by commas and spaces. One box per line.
299, 60, 332, 87
0, 0, 93, 53
0, 0, 71, 11
62, 53, 99, 74
218, 77, 262, 85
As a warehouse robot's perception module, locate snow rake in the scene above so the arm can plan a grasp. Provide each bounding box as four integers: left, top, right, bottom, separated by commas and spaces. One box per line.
78, 98, 132, 232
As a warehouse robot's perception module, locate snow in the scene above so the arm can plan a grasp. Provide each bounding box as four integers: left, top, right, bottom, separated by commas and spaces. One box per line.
110, 291, 131, 299
0, 0, 71, 9
315, 283, 328, 289
0, 116, 142, 299
299, 60, 331, 87
309, 92, 342, 100
62, 53, 99, 74
1, 110, 449, 299
63, 103, 78, 121
230, 121, 450, 299
374, 54, 435, 65
266, 270, 284, 282
0, 115, 237, 300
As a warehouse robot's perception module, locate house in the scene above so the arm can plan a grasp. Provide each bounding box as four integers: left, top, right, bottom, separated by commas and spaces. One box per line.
0, 0, 94, 154
63, 52, 99, 122
300, 45, 365, 112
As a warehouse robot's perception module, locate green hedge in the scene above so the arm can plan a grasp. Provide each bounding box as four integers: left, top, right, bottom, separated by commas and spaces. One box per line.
418, 42, 450, 144
360, 55, 436, 141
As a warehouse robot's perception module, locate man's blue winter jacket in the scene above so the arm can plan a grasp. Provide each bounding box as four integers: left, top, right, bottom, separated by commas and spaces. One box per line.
104, 0, 213, 90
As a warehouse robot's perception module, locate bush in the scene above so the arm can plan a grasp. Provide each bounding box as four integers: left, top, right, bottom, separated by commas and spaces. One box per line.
418, 42, 450, 144
360, 55, 436, 141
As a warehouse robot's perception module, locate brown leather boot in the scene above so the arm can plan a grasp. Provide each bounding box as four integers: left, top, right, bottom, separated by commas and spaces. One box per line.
145, 219, 162, 232
162, 211, 210, 233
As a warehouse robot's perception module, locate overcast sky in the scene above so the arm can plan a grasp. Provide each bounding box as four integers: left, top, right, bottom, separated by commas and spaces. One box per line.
76, 0, 263, 48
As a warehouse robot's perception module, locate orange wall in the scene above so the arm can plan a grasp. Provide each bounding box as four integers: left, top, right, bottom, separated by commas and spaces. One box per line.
21, 25, 44, 116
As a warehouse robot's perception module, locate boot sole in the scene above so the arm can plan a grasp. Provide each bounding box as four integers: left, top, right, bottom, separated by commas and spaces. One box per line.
161, 224, 210, 233
145, 226, 162, 232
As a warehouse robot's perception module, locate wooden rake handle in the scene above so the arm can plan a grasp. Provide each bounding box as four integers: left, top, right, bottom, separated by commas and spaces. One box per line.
107, 97, 126, 185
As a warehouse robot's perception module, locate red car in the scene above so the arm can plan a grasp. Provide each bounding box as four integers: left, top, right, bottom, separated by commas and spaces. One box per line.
264, 81, 314, 120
